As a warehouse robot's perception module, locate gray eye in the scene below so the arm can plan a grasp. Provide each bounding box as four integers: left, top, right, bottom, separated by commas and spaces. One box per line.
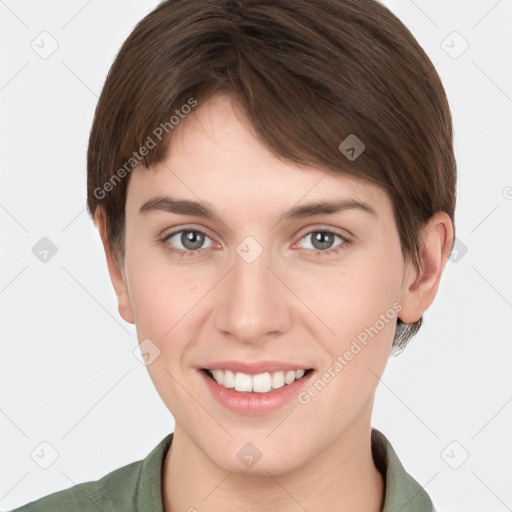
301, 231, 344, 251
167, 230, 213, 251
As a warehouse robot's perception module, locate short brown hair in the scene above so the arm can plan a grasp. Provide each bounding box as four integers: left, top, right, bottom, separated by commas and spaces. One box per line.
87, 0, 456, 353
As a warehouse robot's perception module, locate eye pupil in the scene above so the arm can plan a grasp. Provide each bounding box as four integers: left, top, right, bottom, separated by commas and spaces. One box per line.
182, 231, 204, 250
312, 231, 335, 250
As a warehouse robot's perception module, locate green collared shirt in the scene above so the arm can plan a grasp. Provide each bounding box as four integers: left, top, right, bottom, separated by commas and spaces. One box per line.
11, 428, 434, 511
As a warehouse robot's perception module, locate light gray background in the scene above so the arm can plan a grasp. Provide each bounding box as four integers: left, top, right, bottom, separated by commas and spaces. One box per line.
1, 1, 511, 510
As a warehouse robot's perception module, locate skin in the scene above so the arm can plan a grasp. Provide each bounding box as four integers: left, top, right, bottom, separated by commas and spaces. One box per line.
94, 92, 453, 512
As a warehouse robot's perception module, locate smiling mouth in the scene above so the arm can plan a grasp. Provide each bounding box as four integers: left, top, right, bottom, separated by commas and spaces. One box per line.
202, 368, 314, 394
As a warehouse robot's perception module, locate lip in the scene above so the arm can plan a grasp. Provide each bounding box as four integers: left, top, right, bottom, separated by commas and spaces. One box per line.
199, 367, 315, 415
202, 360, 311, 375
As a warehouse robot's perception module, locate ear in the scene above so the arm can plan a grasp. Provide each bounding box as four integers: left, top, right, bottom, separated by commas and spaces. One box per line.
93, 206, 135, 324
398, 211, 454, 324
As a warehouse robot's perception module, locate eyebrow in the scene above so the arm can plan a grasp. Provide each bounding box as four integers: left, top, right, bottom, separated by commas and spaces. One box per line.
138, 196, 377, 220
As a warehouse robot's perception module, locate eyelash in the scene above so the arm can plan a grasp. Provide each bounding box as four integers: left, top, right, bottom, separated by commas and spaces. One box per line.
158, 228, 352, 259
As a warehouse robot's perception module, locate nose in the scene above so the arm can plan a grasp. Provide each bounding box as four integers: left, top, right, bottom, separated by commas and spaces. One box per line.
214, 240, 292, 345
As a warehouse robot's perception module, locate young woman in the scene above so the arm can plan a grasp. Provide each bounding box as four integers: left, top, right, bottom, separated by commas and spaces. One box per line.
13, 0, 455, 510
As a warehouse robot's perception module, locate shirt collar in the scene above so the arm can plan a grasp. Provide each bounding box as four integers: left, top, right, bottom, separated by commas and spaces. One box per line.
138, 429, 433, 511
371, 428, 434, 512
136, 432, 173, 511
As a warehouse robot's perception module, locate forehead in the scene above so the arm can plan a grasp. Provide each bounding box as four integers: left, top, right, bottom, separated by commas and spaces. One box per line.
126, 93, 391, 217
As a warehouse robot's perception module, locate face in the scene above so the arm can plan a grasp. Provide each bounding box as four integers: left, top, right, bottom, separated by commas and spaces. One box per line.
111, 92, 420, 475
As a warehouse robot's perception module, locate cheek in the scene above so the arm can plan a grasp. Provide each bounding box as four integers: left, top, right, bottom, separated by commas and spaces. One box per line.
123, 246, 204, 417
296, 255, 402, 348
124, 240, 215, 394
293, 252, 402, 401
124, 237, 202, 336
296, 273, 399, 431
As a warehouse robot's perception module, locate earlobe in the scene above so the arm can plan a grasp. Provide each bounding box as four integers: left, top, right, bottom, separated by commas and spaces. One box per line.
93, 207, 135, 325
398, 211, 454, 324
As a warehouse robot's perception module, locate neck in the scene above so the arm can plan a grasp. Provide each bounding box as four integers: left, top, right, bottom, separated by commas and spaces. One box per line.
162, 410, 384, 512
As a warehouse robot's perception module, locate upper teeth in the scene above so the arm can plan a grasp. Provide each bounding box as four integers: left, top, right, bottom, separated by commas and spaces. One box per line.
209, 369, 307, 393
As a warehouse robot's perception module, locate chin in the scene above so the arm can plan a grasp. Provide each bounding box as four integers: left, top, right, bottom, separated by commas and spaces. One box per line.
209, 442, 307, 477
